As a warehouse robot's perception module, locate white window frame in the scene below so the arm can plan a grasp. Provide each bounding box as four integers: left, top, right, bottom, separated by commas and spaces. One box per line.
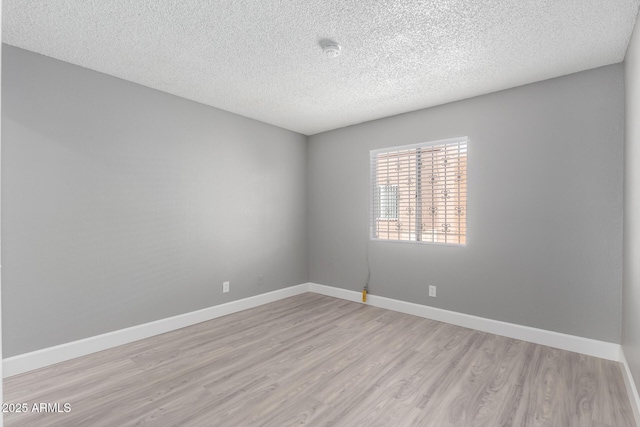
370, 136, 468, 246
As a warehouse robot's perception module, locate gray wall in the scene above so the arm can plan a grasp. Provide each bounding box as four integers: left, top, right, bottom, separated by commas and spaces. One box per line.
308, 64, 624, 343
624, 13, 640, 391
1, 42, 627, 357
1, 45, 308, 357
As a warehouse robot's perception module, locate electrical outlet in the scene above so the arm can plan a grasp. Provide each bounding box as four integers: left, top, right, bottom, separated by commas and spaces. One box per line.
258, 275, 263, 286
429, 285, 436, 298
223, 281, 230, 293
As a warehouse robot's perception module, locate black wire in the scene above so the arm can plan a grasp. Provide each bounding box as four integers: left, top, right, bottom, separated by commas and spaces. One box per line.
364, 242, 370, 293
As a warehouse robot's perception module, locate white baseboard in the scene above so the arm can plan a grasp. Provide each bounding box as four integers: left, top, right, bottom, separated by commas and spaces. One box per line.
308, 283, 621, 361
3, 282, 624, 379
620, 347, 640, 426
3, 284, 309, 378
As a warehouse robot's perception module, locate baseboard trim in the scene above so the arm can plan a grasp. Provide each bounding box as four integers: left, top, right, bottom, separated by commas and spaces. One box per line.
308, 283, 621, 361
3, 282, 623, 378
3, 284, 309, 378
620, 347, 640, 426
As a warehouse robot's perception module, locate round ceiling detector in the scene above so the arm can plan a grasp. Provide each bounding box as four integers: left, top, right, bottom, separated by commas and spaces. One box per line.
321, 40, 341, 58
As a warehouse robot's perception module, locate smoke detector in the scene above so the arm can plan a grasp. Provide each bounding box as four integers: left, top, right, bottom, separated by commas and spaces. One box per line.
320, 40, 341, 58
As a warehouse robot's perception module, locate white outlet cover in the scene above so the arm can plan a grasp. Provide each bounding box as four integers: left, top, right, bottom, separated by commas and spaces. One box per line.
429, 286, 436, 297
223, 281, 230, 293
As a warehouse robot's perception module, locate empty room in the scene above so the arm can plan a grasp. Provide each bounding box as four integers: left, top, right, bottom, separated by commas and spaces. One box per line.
1, 0, 640, 426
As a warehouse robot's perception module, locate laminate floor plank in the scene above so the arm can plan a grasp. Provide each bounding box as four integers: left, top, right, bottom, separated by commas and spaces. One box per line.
208, 323, 402, 426
4, 293, 636, 426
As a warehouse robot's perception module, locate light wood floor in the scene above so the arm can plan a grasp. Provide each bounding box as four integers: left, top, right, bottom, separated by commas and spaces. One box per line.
3, 293, 636, 426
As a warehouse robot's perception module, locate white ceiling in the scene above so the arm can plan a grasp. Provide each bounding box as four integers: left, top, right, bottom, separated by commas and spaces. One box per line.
4, 0, 640, 135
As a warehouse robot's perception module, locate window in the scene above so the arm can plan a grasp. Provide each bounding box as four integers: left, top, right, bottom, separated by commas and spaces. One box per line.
376, 185, 399, 220
370, 137, 467, 245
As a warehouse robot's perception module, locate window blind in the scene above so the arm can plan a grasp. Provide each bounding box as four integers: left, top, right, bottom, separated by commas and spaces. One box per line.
370, 137, 467, 245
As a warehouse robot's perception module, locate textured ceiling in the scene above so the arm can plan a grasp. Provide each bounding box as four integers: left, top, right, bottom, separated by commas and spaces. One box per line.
4, 0, 640, 135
